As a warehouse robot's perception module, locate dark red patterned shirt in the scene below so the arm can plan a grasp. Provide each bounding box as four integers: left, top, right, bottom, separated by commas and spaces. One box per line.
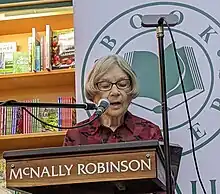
63, 111, 163, 146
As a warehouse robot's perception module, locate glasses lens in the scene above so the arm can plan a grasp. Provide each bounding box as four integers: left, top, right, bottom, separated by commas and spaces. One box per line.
117, 79, 131, 89
97, 81, 111, 91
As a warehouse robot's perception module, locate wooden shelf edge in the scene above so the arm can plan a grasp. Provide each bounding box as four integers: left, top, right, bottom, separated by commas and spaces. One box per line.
0, 68, 75, 80
0, 131, 66, 158
0, 12, 74, 36
0, 0, 71, 9
0, 131, 66, 140
0, 68, 75, 97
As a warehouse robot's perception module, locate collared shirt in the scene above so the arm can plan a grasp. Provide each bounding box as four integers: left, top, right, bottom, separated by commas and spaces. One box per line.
63, 111, 163, 146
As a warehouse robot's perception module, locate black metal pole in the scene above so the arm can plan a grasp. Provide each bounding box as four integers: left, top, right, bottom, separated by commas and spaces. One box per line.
156, 24, 173, 194
0, 100, 97, 110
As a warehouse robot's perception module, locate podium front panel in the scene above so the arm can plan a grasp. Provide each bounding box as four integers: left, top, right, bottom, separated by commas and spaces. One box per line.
6, 149, 161, 188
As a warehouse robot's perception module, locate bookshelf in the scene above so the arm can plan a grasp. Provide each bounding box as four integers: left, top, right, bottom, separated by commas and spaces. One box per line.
0, 1, 75, 158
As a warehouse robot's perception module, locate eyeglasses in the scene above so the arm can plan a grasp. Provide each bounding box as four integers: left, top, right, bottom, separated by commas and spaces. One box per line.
96, 79, 131, 91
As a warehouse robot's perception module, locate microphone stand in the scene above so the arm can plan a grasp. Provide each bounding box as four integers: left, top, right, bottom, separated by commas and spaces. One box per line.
0, 100, 97, 110
156, 19, 173, 194
141, 14, 179, 194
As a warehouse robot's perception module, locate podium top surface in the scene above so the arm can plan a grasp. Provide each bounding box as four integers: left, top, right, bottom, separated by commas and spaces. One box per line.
3, 140, 164, 160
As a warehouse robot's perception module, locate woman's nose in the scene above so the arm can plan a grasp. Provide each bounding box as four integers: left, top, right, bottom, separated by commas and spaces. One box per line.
110, 84, 120, 95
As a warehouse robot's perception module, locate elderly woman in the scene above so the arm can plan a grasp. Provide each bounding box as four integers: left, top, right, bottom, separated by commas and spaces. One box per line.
63, 54, 164, 194
63, 54, 162, 146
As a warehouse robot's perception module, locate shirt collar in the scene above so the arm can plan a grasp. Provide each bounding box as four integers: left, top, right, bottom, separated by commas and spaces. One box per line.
88, 111, 135, 134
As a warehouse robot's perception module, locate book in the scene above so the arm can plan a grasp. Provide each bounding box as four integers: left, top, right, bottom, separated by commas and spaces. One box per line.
13, 52, 29, 73
0, 52, 14, 74
0, 42, 16, 53
52, 28, 75, 69
45, 24, 53, 70
0, 52, 5, 71
0, 42, 17, 75
40, 36, 45, 71
31, 28, 41, 72
39, 107, 59, 132
28, 37, 32, 72
124, 43, 204, 113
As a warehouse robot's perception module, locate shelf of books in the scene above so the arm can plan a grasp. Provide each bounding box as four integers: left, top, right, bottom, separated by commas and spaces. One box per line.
0, 2, 75, 192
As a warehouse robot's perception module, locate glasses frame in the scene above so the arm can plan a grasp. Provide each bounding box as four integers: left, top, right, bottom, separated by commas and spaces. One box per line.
96, 79, 131, 91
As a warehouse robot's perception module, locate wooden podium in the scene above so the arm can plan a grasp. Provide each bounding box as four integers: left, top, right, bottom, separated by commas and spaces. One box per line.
3, 140, 182, 194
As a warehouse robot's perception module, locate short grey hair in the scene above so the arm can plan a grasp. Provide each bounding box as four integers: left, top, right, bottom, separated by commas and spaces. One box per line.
85, 54, 139, 101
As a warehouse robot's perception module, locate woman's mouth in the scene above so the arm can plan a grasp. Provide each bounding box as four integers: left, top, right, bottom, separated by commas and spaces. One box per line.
110, 102, 122, 108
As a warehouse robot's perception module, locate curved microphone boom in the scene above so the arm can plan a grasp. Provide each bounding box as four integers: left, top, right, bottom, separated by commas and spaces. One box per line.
95, 99, 110, 116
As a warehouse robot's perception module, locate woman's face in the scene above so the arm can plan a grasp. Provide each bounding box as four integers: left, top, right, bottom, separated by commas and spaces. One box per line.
93, 64, 132, 117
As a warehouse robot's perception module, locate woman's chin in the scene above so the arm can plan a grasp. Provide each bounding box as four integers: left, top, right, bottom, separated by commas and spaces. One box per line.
107, 109, 125, 117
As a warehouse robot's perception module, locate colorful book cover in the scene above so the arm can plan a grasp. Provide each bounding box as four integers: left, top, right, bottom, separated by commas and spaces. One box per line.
0, 42, 17, 75
13, 52, 29, 73
0, 52, 14, 74
39, 107, 59, 132
52, 28, 75, 69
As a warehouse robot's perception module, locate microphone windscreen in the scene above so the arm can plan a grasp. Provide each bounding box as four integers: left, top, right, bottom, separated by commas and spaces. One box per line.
98, 99, 110, 110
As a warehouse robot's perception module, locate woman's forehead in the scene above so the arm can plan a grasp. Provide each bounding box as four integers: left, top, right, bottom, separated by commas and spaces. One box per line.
100, 67, 128, 80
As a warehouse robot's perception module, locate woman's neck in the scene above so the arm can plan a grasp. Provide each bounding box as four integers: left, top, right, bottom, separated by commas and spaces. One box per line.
100, 114, 125, 132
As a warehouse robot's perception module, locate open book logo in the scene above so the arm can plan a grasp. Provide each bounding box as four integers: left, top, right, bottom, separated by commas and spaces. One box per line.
124, 43, 205, 113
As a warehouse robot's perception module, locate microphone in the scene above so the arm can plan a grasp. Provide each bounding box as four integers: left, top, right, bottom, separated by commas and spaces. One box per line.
141, 14, 179, 27
95, 99, 110, 116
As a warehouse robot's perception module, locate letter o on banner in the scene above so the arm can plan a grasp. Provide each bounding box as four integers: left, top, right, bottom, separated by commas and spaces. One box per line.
129, 160, 141, 172
85, 163, 97, 174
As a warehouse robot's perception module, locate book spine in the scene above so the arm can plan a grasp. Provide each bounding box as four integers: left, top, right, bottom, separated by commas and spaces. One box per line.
35, 45, 41, 72
40, 37, 45, 71
3, 107, 7, 135
45, 25, 52, 71
28, 37, 33, 72
31, 28, 36, 72
12, 107, 18, 134
0, 107, 3, 135
58, 97, 61, 130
